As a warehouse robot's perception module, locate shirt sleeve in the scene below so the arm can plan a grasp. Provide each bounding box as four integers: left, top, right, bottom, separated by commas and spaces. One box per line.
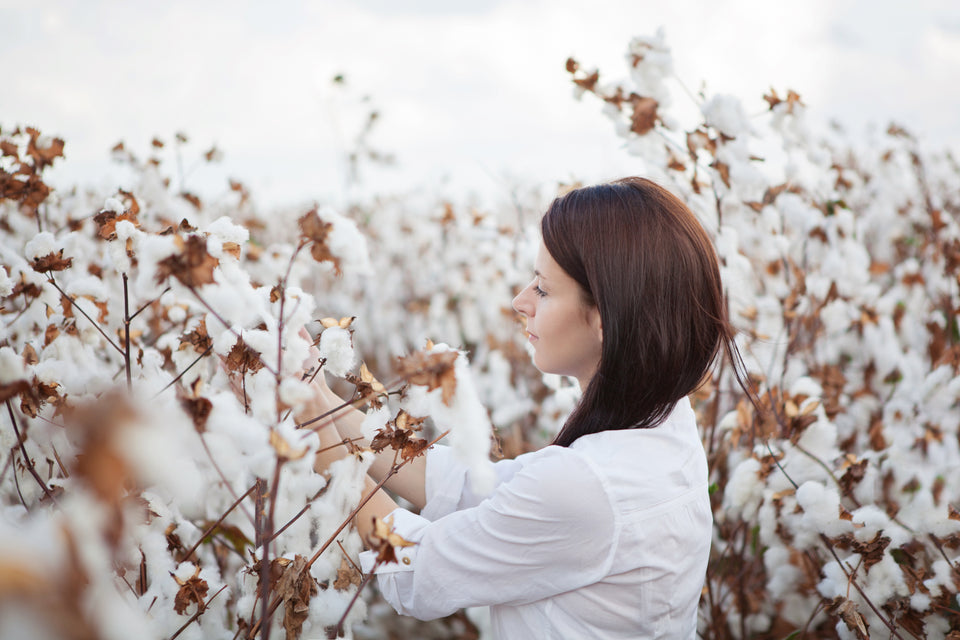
359, 448, 618, 621
420, 444, 524, 521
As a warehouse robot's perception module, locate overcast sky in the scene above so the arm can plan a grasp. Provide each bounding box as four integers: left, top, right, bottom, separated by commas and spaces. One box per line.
3, 0, 959, 209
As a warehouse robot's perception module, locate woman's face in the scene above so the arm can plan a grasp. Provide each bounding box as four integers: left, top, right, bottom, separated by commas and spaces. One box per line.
512, 242, 603, 389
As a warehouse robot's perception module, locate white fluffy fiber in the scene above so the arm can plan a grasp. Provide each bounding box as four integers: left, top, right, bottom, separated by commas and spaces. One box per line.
317, 326, 356, 377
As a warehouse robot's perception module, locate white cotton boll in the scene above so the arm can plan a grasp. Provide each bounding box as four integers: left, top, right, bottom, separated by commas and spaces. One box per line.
103, 196, 125, 214
361, 405, 392, 441
0, 267, 12, 296
305, 586, 365, 631
795, 419, 838, 461
723, 457, 764, 520
167, 304, 187, 323
317, 207, 373, 276
205, 216, 249, 245
701, 94, 752, 138
279, 378, 314, 410
0, 346, 27, 383
114, 219, 137, 243
796, 481, 849, 536
850, 505, 890, 541
107, 236, 133, 273
318, 326, 355, 377
790, 376, 823, 399
23, 231, 59, 259
65, 274, 110, 300
430, 350, 495, 494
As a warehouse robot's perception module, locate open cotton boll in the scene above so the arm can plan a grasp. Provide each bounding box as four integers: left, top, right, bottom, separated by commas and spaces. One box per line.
205, 216, 249, 246
796, 481, 850, 538
317, 326, 355, 377
701, 94, 752, 139
317, 207, 373, 276
0, 346, 28, 383
417, 345, 495, 495
0, 268, 11, 296
361, 405, 392, 441
279, 377, 315, 410
23, 231, 60, 259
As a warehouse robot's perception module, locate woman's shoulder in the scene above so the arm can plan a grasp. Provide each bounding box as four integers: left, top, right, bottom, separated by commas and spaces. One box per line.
567, 398, 709, 509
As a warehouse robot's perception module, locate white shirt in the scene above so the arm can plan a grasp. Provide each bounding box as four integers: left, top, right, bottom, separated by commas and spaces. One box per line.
359, 398, 712, 639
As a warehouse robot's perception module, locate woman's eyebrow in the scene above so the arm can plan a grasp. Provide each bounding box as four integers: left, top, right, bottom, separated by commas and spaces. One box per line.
534, 270, 546, 280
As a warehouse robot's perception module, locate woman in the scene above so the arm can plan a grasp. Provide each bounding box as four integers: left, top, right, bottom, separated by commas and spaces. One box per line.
308, 177, 739, 638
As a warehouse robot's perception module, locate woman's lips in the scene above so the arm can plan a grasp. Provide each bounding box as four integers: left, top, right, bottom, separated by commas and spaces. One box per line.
526, 331, 538, 342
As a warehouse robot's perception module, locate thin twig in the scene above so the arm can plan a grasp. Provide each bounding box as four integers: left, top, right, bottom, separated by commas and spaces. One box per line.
129, 286, 171, 321
333, 563, 377, 638
46, 278, 124, 356
185, 284, 277, 376
258, 458, 285, 640
123, 273, 132, 392
180, 483, 258, 562
6, 400, 57, 505
199, 435, 255, 526
152, 344, 214, 398
248, 430, 450, 638
266, 484, 330, 544
168, 584, 228, 640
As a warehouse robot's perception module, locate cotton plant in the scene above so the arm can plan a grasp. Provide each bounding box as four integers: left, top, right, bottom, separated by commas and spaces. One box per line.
569, 30, 960, 639
0, 128, 503, 639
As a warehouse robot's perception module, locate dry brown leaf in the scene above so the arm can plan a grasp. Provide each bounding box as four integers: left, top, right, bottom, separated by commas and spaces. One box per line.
369, 514, 416, 565
224, 337, 264, 374
333, 556, 362, 591
155, 235, 219, 287
395, 349, 458, 406
275, 555, 318, 640
172, 566, 209, 615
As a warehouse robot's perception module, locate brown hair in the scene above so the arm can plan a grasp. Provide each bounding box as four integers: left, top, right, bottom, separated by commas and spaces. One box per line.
542, 177, 743, 447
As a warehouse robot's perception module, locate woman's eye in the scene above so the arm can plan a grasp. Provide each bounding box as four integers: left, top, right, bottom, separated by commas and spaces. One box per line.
534, 286, 546, 298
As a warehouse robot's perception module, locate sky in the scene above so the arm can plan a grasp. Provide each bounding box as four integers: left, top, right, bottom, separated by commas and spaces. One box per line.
2, 0, 959, 209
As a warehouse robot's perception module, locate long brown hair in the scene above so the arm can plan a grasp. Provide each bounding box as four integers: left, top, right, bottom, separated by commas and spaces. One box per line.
543, 177, 742, 447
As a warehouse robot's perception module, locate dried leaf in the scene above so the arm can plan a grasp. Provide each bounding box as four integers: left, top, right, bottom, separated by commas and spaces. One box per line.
179, 396, 212, 433
628, 94, 658, 135
224, 337, 264, 374
180, 319, 212, 354
333, 556, 362, 591
276, 555, 318, 640
172, 566, 209, 615
395, 349, 458, 406
155, 235, 219, 287
31, 250, 73, 273
298, 209, 341, 274
369, 514, 416, 565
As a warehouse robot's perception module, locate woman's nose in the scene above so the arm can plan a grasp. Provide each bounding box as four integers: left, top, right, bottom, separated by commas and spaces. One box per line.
512, 282, 533, 317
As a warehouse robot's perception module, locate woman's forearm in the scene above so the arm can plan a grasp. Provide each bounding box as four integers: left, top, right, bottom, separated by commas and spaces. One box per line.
310, 381, 428, 509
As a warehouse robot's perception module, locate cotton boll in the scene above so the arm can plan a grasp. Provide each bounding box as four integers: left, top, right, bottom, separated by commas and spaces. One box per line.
23, 231, 59, 259
723, 457, 764, 520
701, 94, 752, 139
796, 481, 850, 537
0, 266, 14, 296
0, 346, 28, 383
317, 207, 373, 277
412, 345, 494, 494
205, 216, 249, 246
361, 405, 392, 441
318, 327, 355, 377
102, 196, 125, 214
279, 378, 315, 411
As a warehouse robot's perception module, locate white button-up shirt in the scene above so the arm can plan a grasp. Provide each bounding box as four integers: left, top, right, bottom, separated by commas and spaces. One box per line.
359, 398, 712, 639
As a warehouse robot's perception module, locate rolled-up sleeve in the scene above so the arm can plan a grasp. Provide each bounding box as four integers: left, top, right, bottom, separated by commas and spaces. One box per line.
359, 448, 618, 621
